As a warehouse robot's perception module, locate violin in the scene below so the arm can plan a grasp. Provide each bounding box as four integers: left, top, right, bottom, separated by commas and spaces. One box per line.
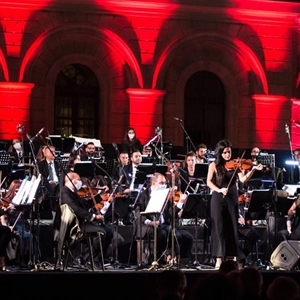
238, 193, 251, 204
77, 186, 101, 199
172, 191, 183, 202
0, 198, 11, 208
225, 159, 260, 171
100, 192, 125, 202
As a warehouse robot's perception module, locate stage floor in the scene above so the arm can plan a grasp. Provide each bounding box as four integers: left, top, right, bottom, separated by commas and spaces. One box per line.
1, 263, 300, 300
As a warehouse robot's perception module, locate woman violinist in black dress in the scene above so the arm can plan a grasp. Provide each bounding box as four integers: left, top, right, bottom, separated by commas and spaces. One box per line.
206, 139, 262, 269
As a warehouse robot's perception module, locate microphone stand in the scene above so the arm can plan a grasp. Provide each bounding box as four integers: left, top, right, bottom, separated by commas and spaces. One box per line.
17, 124, 25, 165
108, 175, 124, 268
175, 119, 196, 153
26, 134, 42, 270
285, 124, 295, 183
150, 142, 179, 268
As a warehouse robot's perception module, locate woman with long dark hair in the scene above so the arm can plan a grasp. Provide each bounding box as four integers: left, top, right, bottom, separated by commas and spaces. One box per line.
206, 139, 262, 269
121, 127, 143, 156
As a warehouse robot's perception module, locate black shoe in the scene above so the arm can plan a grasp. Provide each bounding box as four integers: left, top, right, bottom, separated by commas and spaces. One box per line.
86, 261, 103, 271
255, 259, 265, 269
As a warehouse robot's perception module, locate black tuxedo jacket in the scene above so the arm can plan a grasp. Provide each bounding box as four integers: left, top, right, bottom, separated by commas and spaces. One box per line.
37, 159, 60, 196
61, 185, 93, 225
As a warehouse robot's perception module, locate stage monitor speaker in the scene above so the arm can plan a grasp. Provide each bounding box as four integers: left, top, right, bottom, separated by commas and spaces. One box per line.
270, 241, 300, 270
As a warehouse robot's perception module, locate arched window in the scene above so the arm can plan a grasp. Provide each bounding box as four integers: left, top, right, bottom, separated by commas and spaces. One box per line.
54, 64, 99, 137
184, 71, 225, 149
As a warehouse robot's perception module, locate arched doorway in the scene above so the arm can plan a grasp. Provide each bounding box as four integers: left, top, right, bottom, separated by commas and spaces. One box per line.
54, 64, 99, 137
184, 70, 226, 150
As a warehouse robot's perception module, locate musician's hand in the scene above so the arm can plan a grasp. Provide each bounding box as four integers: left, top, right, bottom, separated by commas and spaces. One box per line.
102, 185, 110, 192
179, 193, 187, 204
178, 209, 183, 218
123, 188, 131, 194
9, 226, 13, 232
7, 203, 15, 211
49, 180, 58, 186
150, 220, 160, 227
238, 217, 245, 226
253, 163, 263, 171
218, 188, 228, 196
95, 214, 104, 222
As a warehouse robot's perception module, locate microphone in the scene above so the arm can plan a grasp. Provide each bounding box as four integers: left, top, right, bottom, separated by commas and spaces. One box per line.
16, 124, 24, 132
27, 127, 44, 142
285, 124, 290, 133
174, 117, 182, 122
112, 142, 119, 152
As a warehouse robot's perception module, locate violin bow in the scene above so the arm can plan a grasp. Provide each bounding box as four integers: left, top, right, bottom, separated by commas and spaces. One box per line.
225, 150, 246, 192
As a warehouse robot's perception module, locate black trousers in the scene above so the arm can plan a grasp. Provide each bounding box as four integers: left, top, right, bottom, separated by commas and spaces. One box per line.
81, 222, 113, 261
238, 225, 259, 262
0, 224, 11, 257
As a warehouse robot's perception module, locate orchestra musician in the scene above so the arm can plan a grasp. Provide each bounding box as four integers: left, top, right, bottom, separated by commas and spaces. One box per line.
0, 209, 12, 271
111, 151, 129, 183
80, 142, 96, 161
7, 139, 27, 165
0, 180, 21, 270
0, 179, 30, 267
278, 199, 300, 242
122, 128, 143, 156
135, 172, 193, 264
65, 151, 81, 173
195, 144, 208, 164
206, 139, 263, 269
77, 174, 125, 263
37, 145, 60, 217
177, 151, 199, 194
61, 172, 113, 268
123, 149, 143, 194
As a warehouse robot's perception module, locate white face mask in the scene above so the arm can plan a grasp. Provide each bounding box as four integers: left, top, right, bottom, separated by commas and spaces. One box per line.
128, 133, 135, 140
75, 180, 82, 190
13, 143, 21, 150
156, 184, 167, 190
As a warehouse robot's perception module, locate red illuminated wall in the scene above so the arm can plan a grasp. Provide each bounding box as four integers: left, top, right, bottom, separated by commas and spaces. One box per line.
0, 82, 34, 140
0, 0, 299, 150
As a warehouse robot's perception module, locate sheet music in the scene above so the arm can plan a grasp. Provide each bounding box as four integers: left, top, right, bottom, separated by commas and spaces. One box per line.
143, 188, 170, 214
71, 136, 102, 148
282, 184, 300, 195
27, 175, 41, 204
12, 176, 29, 205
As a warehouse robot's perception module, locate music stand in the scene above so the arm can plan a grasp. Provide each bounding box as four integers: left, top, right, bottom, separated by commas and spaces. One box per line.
48, 135, 75, 154
248, 189, 273, 221
137, 164, 156, 175
194, 163, 209, 179
74, 161, 94, 179
0, 161, 12, 188
181, 194, 209, 266
140, 188, 170, 270
248, 189, 273, 262
12, 175, 42, 269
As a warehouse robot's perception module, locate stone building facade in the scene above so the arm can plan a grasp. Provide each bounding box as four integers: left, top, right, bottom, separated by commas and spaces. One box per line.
0, 0, 299, 150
